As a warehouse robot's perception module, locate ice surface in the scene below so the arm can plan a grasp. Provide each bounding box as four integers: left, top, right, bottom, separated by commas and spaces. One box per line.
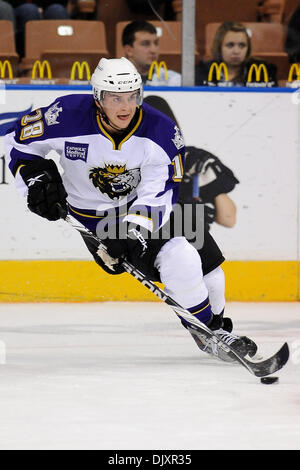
0, 301, 299, 450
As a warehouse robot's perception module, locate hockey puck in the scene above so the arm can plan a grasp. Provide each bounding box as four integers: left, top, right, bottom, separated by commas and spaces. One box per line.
260, 376, 279, 384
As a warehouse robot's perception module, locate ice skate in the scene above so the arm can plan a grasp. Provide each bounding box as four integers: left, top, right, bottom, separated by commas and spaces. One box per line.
186, 314, 257, 362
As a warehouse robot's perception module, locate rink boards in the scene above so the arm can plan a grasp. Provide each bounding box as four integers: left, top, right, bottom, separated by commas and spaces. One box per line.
0, 85, 299, 301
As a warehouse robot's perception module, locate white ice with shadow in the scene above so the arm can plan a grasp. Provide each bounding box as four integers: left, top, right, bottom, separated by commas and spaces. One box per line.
0, 301, 299, 450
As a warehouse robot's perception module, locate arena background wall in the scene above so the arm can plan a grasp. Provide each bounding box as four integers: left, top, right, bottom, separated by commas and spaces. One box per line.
0, 85, 299, 302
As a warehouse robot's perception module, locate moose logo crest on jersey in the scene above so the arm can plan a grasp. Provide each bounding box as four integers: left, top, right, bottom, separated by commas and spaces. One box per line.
89, 164, 141, 200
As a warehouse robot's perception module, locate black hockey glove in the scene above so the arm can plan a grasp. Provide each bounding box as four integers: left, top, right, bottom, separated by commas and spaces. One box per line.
184, 147, 239, 200
204, 202, 217, 227
19, 159, 68, 221
104, 222, 150, 261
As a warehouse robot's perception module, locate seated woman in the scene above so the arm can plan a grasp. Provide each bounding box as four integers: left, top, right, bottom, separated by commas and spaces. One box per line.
195, 21, 277, 87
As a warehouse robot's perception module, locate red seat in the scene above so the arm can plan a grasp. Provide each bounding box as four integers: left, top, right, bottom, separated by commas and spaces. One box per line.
22, 20, 109, 79
0, 20, 19, 78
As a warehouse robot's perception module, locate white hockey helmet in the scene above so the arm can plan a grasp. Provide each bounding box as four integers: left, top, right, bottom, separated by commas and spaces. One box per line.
91, 57, 143, 105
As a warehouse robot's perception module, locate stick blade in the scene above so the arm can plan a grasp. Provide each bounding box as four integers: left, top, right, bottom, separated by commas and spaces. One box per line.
242, 342, 290, 377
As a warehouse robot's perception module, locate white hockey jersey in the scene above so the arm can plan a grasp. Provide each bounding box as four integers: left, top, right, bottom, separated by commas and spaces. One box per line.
5, 94, 185, 233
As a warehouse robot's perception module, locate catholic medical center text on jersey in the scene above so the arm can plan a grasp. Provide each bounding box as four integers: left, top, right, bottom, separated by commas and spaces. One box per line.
107, 454, 192, 467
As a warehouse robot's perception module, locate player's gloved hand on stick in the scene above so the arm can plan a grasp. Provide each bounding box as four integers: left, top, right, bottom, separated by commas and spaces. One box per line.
103, 222, 150, 261
19, 158, 68, 221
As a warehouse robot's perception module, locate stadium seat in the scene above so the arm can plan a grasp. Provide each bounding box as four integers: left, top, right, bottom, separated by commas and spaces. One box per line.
22, 20, 109, 79
0, 20, 19, 78
116, 20, 199, 74
77, 0, 96, 14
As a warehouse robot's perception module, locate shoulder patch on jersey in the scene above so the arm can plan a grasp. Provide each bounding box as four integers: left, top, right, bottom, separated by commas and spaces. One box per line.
89, 163, 141, 200
65, 141, 89, 162
44, 101, 63, 126
171, 125, 184, 150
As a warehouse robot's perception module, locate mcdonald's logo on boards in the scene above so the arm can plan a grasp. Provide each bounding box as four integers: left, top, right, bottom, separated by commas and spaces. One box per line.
287, 63, 300, 83
148, 61, 168, 81
31, 60, 52, 79
207, 62, 228, 82
70, 61, 91, 80
0, 60, 13, 79
247, 63, 268, 84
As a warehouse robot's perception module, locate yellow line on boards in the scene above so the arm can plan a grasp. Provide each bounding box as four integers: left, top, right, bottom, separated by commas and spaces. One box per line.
0, 260, 298, 302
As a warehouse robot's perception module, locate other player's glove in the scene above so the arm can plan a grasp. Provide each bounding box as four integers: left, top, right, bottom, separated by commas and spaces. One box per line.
184, 147, 239, 200
19, 158, 68, 221
203, 201, 216, 226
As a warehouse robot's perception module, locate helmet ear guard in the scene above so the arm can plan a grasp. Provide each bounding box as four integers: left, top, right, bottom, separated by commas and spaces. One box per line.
91, 57, 143, 105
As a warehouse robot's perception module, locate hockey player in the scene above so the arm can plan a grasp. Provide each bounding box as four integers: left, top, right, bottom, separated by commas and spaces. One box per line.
5, 57, 255, 359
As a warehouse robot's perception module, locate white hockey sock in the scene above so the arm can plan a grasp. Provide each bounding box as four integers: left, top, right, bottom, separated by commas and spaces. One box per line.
203, 266, 225, 315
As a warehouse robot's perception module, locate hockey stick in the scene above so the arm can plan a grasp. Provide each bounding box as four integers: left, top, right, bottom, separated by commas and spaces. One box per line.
62, 213, 289, 378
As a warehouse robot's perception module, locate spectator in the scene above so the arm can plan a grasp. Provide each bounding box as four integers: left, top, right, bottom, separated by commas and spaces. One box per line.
122, 20, 181, 86
0, 1, 15, 24
1, 1, 70, 57
195, 21, 277, 87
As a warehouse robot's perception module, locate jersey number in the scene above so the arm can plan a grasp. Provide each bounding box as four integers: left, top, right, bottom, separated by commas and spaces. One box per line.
0, 155, 8, 184
20, 109, 44, 141
21, 109, 42, 125
171, 154, 183, 182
